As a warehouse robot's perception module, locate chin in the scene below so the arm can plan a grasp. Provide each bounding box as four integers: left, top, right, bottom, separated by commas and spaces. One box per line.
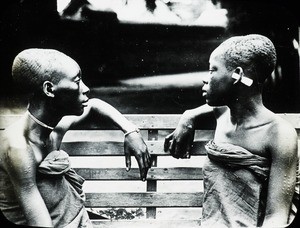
206, 99, 225, 107
64, 107, 84, 116
205, 98, 214, 106
74, 108, 84, 116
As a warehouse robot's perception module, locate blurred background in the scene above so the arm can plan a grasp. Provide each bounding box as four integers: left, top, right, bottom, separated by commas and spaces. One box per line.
0, 0, 299, 114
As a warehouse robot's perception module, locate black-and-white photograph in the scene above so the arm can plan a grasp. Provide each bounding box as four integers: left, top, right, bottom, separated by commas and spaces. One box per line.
0, 0, 299, 227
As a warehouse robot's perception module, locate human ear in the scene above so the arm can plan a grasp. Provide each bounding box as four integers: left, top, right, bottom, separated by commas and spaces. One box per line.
232, 67, 242, 84
232, 67, 253, 87
43, 81, 55, 97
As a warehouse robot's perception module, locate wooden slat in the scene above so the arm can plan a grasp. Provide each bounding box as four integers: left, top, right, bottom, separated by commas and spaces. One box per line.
124, 115, 181, 129
1, 114, 299, 130
61, 141, 124, 156
146, 129, 159, 219
62, 129, 214, 141
278, 114, 300, 129
91, 219, 201, 228
0, 114, 182, 130
0, 115, 21, 129
84, 192, 203, 207
62, 140, 209, 156
75, 167, 203, 180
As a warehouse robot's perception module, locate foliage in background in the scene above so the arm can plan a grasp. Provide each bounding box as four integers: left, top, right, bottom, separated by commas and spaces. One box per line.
90, 208, 145, 220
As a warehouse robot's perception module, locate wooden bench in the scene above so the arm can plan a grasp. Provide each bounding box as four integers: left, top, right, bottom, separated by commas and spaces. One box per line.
0, 114, 299, 228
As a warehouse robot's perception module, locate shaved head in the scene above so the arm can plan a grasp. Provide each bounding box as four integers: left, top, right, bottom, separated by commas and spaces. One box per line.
12, 48, 79, 93
213, 34, 277, 84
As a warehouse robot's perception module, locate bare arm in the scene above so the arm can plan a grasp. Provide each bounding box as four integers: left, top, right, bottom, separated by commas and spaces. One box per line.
88, 98, 151, 181
262, 121, 298, 227
164, 104, 222, 159
52, 98, 151, 181
3, 138, 52, 227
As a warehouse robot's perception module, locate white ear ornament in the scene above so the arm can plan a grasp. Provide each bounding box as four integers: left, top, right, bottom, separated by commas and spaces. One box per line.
231, 68, 253, 87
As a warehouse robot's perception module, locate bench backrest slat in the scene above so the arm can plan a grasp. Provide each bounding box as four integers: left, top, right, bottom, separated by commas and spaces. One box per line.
74, 167, 203, 180
2, 113, 299, 129
84, 192, 203, 207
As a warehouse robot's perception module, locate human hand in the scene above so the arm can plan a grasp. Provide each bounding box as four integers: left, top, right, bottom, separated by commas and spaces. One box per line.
164, 112, 195, 159
124, 130, 151, 181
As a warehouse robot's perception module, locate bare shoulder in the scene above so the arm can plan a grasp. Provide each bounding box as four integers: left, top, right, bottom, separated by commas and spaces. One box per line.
271, 114, 297, 141
268, 113, 298, 158
0, 117, 33, 172
2, 116, 27, 148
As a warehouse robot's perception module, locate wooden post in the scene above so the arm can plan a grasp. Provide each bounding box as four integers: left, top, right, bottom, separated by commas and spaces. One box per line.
146, 129, 158, 219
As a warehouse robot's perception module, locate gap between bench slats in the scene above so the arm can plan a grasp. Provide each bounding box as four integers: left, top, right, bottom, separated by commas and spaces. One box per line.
61, 140, 209, 156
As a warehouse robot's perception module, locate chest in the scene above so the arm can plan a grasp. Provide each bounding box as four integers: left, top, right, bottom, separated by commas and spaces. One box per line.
214, 119, 271, 157
28, 139, 57, 165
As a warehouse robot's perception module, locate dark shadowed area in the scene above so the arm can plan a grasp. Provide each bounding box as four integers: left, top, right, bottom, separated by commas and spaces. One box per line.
0, 0, 299, 115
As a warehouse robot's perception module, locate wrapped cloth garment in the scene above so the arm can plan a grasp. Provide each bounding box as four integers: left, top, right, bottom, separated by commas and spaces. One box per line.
0, 150, 93, 227
289, 161, 300, 225
37, 150, 93, 227
202, 141, 270, 228
38, 150, 86, 200
202, 141, 299, 228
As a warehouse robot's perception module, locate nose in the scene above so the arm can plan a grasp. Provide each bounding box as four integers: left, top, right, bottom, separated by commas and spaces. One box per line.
202, 73, 211, 85
81, 81, 90, 95
202, 76, 210, 85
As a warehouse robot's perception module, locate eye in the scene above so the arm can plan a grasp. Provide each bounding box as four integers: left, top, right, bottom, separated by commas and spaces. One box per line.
74, 77, 82, 84
208, 67, 217, 74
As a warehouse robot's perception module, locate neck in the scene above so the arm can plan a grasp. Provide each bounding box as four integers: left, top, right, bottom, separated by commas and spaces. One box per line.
227, 93, 264, 125
27, 111, 54, 130
27, 99, 63, 133
25, 99, 64, 154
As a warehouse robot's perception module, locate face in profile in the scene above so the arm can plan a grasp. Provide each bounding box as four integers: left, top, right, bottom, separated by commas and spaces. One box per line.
202, 48, 235, 106
52, 58, 90, 116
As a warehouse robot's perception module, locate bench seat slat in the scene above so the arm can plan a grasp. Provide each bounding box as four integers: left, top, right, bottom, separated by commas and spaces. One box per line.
62, 140, 209, 156
85, 192, 203, 207
75, 167, 203, 180
91, 219, 201, 228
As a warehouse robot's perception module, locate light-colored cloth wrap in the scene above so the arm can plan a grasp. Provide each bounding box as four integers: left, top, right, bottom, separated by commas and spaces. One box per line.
0, 150, 93, 227
38, 150, 93, 228
202, 141, 270, 228
202, 141, 299, 227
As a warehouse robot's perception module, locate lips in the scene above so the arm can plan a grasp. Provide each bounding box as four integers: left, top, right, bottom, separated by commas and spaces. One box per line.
202, 84, 208, 97
82, 99, 89, 107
